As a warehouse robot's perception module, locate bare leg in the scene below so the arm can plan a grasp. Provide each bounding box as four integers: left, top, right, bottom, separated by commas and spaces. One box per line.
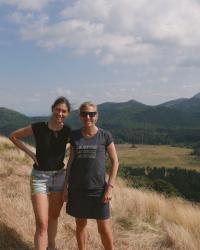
75, 218, 88, 250
97, 219, 114, 250
47, 192, 64, 249
31, 194, 49, 250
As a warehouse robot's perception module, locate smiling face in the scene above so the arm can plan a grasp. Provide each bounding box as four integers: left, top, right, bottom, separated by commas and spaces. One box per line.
52, 102, 69, 124
80, 103, 98, 128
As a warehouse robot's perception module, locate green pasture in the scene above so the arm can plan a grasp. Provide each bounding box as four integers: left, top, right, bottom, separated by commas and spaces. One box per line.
116, 144, 200, 170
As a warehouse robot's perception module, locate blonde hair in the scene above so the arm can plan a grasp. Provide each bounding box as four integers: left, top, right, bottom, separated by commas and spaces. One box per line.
79, 101, 98, 112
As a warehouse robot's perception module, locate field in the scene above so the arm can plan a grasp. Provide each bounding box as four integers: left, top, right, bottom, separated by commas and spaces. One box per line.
116, 144, 200, 170
1, 136, 200, 249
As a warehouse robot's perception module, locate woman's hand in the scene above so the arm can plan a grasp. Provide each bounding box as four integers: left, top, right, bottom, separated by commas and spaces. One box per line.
102, 185, 113, 203
31, 153, 39, 166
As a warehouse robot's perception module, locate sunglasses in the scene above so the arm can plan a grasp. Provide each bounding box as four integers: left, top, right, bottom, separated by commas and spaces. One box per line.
80, 111, 97, 117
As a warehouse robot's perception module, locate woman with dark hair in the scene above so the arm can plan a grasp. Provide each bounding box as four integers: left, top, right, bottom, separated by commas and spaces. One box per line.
65, 101, 119, 250
9, 96, 71, 250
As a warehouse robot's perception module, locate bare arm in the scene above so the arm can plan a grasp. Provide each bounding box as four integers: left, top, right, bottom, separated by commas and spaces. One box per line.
65, 145, 74, 184
102, 142, 119, 203
9, 125, 38, 165
107, 142, 119, 186
63, 144, 74, 202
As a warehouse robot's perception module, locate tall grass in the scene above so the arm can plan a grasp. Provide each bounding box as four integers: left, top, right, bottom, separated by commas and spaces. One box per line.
112, 178, 200, 249
1, 136, 200, 249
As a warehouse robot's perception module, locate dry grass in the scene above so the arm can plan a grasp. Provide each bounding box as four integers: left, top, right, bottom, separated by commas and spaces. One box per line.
1, 136, 200, 249
117, 144, 200, 170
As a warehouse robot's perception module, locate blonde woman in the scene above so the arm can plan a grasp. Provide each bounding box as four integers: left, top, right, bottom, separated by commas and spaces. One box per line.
65, 101, 119, 250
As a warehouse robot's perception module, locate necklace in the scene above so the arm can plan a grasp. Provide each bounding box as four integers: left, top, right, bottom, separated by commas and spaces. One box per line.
48, 121, 63, 138
48, 121, 63, 131
52, 130, 59, 138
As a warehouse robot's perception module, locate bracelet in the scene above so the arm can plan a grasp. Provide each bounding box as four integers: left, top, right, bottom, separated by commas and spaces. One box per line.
107, 183, 114, 188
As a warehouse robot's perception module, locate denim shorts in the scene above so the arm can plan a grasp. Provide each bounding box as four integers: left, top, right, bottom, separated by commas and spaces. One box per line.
30, 168, 65, 195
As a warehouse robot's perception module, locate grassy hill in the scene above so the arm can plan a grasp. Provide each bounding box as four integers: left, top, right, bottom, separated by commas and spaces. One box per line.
1, 136, 200, 249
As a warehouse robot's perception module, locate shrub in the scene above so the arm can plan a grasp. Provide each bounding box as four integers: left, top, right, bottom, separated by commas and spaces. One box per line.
152, 179, 181, 197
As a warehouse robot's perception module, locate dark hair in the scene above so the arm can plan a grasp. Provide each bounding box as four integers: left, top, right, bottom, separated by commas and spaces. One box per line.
51, 96, 71, 112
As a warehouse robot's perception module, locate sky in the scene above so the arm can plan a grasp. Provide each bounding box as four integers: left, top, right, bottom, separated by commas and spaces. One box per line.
0, 0, 200, 116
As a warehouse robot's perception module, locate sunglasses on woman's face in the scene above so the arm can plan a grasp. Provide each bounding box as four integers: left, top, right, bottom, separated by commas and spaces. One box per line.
80, 111, 97, 118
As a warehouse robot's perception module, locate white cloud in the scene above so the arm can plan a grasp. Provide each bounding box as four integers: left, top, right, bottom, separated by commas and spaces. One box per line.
131, 88, 136, 92
56, 87, 72, 96
149, 1, 200, 47
135, 81, 142, 87
181, 82, 200, 90
160, 77, 168, 83
0, 0, 50, 11
4, 0, 200, 65
8, 11, 49, 25
105, 91, 113, 98
104, 86, 138, 102
61, 0, 112, 21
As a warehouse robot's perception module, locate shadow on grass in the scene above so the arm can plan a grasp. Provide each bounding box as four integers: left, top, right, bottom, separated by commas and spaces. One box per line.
0, 222, 33, 250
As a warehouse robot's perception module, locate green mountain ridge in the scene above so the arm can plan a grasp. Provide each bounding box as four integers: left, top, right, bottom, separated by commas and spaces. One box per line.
160, 93, 200, 113
0, 107, 30, 135
1, 93, 200, 144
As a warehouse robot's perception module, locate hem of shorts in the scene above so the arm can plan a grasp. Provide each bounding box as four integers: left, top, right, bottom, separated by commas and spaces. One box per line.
31, 189, 63, 195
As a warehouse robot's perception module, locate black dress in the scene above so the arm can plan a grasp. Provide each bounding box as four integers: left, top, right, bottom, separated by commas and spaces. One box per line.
66, 128, 113, 219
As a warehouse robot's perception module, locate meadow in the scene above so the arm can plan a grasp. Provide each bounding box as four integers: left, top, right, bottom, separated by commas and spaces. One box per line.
116, 144, 200, 170
1, 136, 200, 249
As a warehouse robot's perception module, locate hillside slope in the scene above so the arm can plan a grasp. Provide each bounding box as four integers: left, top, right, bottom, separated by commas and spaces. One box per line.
0, 107, 30, 136
160, 92, 200, 113
1, 136, 200, 249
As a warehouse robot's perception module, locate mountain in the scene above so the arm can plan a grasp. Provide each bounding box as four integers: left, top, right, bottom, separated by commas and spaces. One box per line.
67, 99, 149, 129
159, 92, 200, 113
1, 93, 200, 144
67, 100, 200, 144
159, 98, 188, 108
0, 107, 30, 135
98, 99, 147, 111
193, 92, 200, 99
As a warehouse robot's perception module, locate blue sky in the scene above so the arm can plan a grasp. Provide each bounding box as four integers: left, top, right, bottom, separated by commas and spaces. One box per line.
0, 0, 200, 116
